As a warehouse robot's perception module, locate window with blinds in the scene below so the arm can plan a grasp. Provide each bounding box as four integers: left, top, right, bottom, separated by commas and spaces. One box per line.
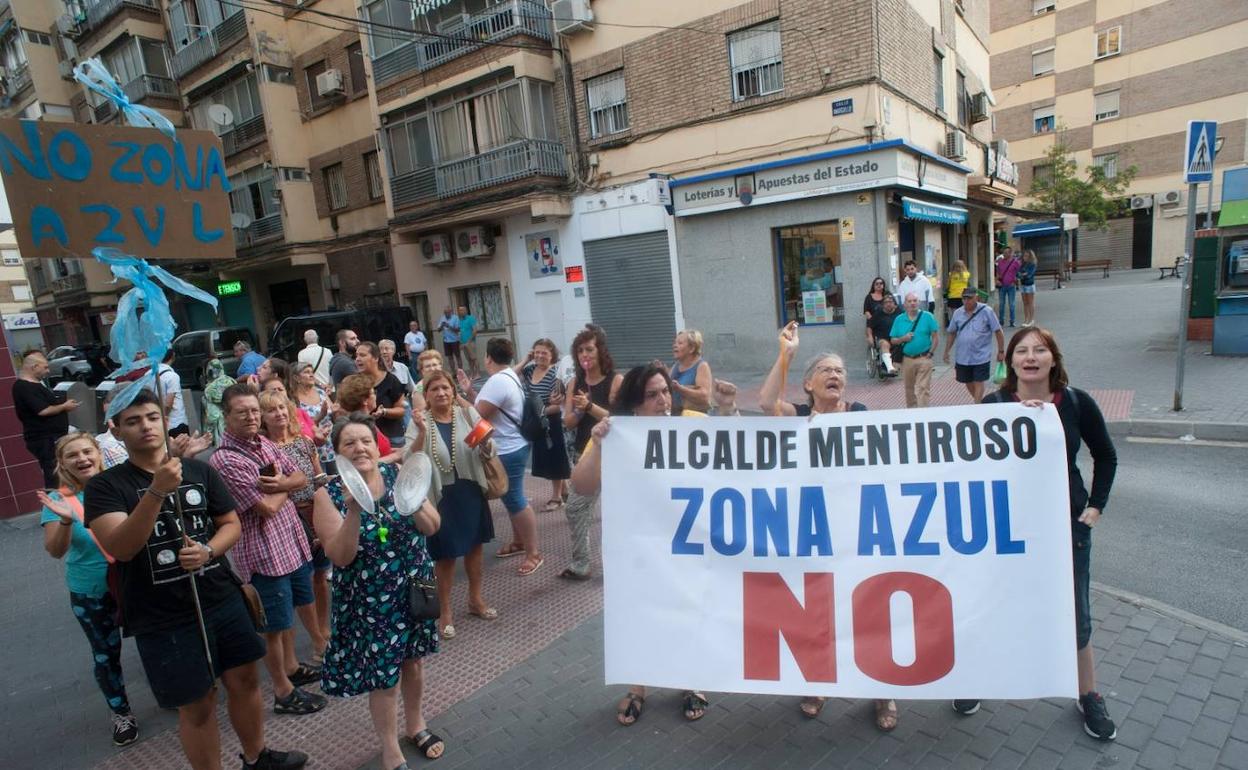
586, 70, 629, 138
1093, 90, 1120, 121
1033, 105, 1056, 134
729, 20, 783, 101
1032, 47, 1055, 76
324, 163, 348, 210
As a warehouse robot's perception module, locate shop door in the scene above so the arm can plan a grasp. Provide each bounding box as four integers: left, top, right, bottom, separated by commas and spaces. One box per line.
582, 231, 677, 368
269, 279, 312, 325
1132, 208, 1154, 269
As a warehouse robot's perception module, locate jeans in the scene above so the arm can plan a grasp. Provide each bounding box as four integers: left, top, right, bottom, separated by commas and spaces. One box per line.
998, 285, 1017, 324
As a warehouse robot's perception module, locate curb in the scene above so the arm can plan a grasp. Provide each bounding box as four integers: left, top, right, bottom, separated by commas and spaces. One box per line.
1092, 582, 1248, 645
1107, 418, 1248, 442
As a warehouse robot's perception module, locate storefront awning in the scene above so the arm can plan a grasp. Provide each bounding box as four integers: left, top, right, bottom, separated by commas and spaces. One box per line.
1218, 200, 1248, 229
1012, 220, 1062, 237
901, 197, 968, 224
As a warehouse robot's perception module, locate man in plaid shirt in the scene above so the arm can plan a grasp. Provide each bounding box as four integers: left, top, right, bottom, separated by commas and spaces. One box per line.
209, 385, 327, 716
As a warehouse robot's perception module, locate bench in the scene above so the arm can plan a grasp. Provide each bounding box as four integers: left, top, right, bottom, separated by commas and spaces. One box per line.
1066, 259, 1112, 278
1159, 256, 1183, 279
1034, 268, 1064, 289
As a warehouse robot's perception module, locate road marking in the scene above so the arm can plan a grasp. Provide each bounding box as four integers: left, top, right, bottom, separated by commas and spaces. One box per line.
1126, 436, 1248, 448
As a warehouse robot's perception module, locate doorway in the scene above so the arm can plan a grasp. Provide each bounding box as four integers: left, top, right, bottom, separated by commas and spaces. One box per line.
535, 289, 564, 345
1132, 207, 1154, 269
268, 279, 311, 324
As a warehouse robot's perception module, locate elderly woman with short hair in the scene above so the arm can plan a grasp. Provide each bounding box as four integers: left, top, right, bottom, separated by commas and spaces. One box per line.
669, 329, 712, 414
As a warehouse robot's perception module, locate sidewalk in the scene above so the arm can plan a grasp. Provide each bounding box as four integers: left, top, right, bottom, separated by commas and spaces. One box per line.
6, 475, 1244, 770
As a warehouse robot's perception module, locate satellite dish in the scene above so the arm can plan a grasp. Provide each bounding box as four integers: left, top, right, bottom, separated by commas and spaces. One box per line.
207, 103, 234, 127
230, 212, 253, 229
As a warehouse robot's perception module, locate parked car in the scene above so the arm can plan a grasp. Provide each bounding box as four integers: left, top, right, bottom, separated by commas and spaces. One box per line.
268, 307, 414, 363
45, 344, 115, 385
170, 327, 256, 389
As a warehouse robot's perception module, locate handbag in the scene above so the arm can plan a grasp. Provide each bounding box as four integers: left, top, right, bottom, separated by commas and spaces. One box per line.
227, 570, 268, 630
407, 578, 440, 621
480, 443, 509, 500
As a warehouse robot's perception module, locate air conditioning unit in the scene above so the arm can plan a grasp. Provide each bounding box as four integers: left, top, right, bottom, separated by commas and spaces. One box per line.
1160, 190, 1183, 206
55, 14, 78, 36
419, 234, 453, 265
970, 92, 990, 123
552, 0, 594, 34
315, 69, 344, 98
944, 130, 967, 161
57, 60, 76, 81
990, 139, 1009, 159
1129, 195, 1154, 210
454, 226, 495, 259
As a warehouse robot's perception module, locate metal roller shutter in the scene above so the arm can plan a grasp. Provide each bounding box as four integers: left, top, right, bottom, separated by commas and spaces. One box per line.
583, 231, 677, 368
1078, 217, 1133, 270
1025, 234, 1063, 270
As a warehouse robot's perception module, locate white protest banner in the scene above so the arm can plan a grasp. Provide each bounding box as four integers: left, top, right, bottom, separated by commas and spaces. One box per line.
601, 405, 1077, 700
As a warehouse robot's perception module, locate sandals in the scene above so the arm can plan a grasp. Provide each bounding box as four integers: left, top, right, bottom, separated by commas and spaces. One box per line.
800, 697, 826, 719
287, 663, 321, 688
468, 606, 498, 620
440, 624, 455, 639
518, 555, 544, 576
558, 567, 591, 581
874, 699, 899, 732
273, 687, 327, 715
542, 499, 563, 512
682, 691, 709, 721
617, 692, 645, 726
495, 542, 525, 558
407, 729, 445, 760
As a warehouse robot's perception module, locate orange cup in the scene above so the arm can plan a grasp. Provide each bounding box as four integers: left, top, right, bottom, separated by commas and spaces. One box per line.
465, 419, 494, 448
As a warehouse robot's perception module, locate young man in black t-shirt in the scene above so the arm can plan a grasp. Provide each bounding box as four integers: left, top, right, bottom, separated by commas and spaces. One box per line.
84, 391, 307, 770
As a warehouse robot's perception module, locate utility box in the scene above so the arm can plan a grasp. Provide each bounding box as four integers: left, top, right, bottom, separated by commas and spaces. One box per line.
1189, 235, 1219, 318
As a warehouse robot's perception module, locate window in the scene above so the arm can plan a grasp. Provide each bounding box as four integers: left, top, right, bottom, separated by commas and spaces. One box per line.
728, 20, 783, 101
1033, 163, 1054, 186
933, 50, 945, 112
433, 81, 526, 161
1093, 90, 1120, 121
280, 167, 308, 181
374, 250, 389, 270
364, 151, 384, 199
24, 30, 52, 47
363, 0, 415, 58
323, 163, 348, 210
229, 165, 279, 221
1093, 153, 1118, 180
1095, 27, 1122, 59
2, 250, 21, 266
586, 70, 629, 138
1033, 105, 1056, 134
777, 222, 844, 326
2, 32, 28, 71
191, 73, 262, 134
101, 37, 171, 87
956, 70, 968, 128
13, 285, 32, 301
1033, 0, 1056, 14
453, 283, 505, 332
347, 42, 367, 95
385, 111, 434, 176
305, 59, 330, 111
263, 64, 293, 84
1032, 47, 1055, 76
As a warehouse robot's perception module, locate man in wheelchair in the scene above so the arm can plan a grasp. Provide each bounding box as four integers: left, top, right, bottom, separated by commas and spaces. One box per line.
866, 293, 901, 378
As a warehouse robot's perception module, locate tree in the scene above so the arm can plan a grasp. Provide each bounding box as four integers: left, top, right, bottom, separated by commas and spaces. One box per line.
1028, 128, 1137, 230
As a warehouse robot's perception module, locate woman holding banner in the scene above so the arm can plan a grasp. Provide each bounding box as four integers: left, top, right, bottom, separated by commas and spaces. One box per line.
756, 322, 896, 731
961, 327, 1119, 741
572, 364, 741, 726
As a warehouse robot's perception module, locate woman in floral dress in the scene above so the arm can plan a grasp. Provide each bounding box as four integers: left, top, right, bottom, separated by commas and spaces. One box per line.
312, 414, 444, 769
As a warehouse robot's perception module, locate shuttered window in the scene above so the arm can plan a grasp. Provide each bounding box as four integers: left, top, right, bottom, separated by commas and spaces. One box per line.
586, 70, 629, 138
1032, 48, 1055, 76
729, 21, 783, 101
1093, 90, 1119, 121
324, 163, 348, 210
1033, 105, 1056, 134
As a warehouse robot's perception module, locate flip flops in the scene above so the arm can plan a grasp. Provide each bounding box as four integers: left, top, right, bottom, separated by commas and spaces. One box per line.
518, 556, 544, 576
495, 543, 525, 558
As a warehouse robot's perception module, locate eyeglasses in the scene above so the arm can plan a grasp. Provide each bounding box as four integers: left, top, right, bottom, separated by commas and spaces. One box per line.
812, 365, 846, 377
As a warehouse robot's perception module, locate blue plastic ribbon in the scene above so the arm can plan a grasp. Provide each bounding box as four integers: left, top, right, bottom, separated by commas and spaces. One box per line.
73, 58, 177, 139
95, 248, 219, 419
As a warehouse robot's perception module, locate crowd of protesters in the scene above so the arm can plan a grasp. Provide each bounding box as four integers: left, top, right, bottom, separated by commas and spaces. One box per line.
13, 268, 1116, 768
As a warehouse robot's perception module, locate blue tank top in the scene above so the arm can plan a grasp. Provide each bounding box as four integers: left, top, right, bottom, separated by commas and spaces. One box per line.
670, 359, 701, 412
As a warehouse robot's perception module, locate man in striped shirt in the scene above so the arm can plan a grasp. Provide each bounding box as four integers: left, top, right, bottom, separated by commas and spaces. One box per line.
209, 385, 327, 717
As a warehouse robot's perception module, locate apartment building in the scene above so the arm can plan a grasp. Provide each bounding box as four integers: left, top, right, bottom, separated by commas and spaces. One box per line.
990, 0, 1248, 269
0, 227, 40, 352
556, 0, 1017, 371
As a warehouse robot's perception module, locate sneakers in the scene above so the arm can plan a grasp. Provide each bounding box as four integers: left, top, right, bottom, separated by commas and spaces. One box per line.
240, 747, 310, 770
1077, 691, 1117, 741
273, 686, 328, 715
287, 663, 321, 688
111, 712, 139, 746
951, 699, 981, 715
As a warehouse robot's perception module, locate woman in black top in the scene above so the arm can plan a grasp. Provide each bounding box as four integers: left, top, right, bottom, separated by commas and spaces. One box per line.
355, 341, 408, 448
862, 276, 889, 320
564, 326, 623, 459
519, 338, 571, 510
962, 327, 1119, 741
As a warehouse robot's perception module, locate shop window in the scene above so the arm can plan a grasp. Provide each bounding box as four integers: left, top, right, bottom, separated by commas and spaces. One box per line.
728, 20, 783, 101
1031, 47, 1055, 77
323, 163, 348, 210
1095, 27, 1122, 59
1092, 153, 1118, 180
586, 70, 629, 138
1093, 90, 1119, 122
453, 283, 506, 332
776, 222, 844, 326
1033, 105, 1056, 134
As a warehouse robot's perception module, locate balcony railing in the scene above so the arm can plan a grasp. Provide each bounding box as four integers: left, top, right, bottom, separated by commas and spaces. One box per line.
390, 138, 566, 209
52, 273, 87, 295
372, 0, 552, 85
3, 62, 32, 98
78, 0, 159, 38
220, 113, 266, 156
172, 11, 247, 80
92, 74, 176, 122
234, 212, 283, 249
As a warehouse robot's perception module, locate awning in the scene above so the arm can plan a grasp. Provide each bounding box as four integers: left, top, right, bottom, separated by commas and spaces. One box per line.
963, 197, 1055, 220
1218, 200, 1248, 229
1013, 220, 1062, 237
902, 196, 968, 224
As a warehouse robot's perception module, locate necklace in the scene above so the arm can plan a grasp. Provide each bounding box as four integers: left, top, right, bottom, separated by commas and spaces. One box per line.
428, 408, 456, 475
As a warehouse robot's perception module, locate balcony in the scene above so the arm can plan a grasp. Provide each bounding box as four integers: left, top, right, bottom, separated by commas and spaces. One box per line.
390, 138, 566, 209
234, 212, 283, 249
2, 62, 32, 99
220, 114, 266, 156
91, 74, 176, 122
52, 273, 87, 298
372, 0, 552, 86
74, 0, 160, 40
172, 11, 247, 80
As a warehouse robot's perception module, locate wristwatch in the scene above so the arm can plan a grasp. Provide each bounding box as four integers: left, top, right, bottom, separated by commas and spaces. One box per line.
201, 542, 215, 561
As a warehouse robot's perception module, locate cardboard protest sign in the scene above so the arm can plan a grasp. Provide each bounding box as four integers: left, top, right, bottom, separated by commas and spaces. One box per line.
0, 119, 234, 261
601, 405, 1077, 700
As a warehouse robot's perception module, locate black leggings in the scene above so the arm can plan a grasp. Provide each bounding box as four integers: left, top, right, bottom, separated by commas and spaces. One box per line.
69, 591, 131, 715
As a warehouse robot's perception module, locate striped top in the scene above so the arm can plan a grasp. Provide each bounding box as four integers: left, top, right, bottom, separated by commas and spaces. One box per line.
523, 364, 563, 406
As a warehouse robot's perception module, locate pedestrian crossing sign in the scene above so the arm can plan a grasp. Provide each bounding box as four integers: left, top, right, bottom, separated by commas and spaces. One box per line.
1184, 121, 1217, 183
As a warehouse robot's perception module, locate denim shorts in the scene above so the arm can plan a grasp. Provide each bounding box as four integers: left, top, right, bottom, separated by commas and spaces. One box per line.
135, 591, 266, 709
1072, 523, 1093, 649
499, 445, 531, 514
250, 561, 314, 633
1020, 284, 1037, 295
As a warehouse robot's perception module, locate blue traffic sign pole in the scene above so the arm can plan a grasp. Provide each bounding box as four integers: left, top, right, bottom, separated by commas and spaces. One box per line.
1175, 121, 1217, 412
